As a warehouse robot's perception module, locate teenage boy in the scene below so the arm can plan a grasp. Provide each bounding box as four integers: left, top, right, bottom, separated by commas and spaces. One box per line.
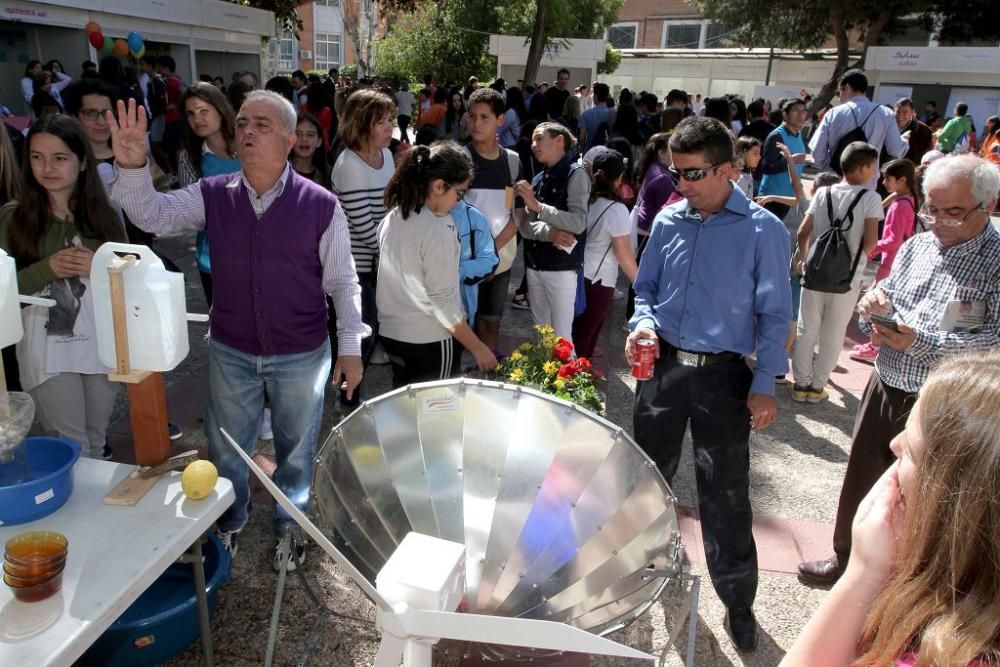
758, 98, 808, 220
790, 142, 881, 403
462, 88, 525, 351
157, 56, 186, 173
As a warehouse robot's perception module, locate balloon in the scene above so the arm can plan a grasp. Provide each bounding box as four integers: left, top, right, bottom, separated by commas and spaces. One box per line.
127, 31, 143, 54
133, 46, 146, 59
85, 21, 101, 36
113, 39, 129, 56
101, 36, 115, 53
88, 31, 104, 49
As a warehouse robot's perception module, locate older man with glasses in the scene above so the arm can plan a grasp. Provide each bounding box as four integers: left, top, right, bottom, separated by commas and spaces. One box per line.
626, 116, 792, 652
799, 154, 1000, 586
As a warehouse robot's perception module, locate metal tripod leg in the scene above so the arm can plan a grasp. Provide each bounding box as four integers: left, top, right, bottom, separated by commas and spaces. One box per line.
683, 573, 700, 667
265, 534, 292, 667
177, 535, 215, 667
651, 570, 701, 667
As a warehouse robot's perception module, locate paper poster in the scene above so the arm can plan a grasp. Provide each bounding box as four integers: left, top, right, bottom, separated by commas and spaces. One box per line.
945, 88, 1000, 131
874, 84, 913, 107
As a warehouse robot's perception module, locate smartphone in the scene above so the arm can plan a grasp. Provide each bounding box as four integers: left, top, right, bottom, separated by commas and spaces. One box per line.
870, 314, 901, 332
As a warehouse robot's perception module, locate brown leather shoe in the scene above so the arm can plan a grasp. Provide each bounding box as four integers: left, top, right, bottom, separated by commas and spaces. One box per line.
798, 555, 844, 586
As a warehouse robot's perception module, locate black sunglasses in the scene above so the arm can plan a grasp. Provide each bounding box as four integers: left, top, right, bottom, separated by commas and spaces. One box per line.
668, 162, 728, 183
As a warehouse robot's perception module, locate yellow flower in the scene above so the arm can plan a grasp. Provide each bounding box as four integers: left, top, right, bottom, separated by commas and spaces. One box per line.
510, 350, 524, 361
518, 342, 533, 352
533, 324, 554, 336
543, 361, 559, 375
510, 368, 525, 382
554, 377, 566, 389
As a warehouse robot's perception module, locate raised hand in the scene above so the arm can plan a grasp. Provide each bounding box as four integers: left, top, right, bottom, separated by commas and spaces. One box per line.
108, 98, 149, 169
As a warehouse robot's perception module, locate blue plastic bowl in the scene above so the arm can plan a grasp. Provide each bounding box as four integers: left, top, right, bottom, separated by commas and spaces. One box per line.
0, 437, 80, 526
81, 532, 232, 666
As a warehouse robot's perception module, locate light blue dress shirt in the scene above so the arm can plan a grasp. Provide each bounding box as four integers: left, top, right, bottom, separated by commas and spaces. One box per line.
809, 95, 907, 187
629, 186, 793, 396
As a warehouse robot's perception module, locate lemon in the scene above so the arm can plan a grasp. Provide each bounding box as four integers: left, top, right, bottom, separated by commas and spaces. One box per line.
181, 460, 218, 500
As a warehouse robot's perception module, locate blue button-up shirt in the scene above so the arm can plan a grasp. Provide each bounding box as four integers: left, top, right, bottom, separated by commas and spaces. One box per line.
629, 186, 792, 396
810, 95, 907, 188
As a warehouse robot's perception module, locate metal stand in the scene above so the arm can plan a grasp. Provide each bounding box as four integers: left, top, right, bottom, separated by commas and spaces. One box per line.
176, 534, 215, 667
643, 567, 701, 667
265, 535, 293, 667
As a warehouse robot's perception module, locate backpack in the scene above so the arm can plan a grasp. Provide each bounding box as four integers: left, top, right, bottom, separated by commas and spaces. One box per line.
802, 188, 868, 294
591, 121, 610, 148
830, 104, 879, 175
145, 76, 166, 118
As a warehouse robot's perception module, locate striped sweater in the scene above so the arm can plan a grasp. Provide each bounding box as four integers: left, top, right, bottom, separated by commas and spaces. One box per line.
332, 147, 394, 274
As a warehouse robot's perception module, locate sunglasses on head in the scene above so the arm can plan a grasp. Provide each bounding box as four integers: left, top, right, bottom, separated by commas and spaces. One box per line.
668, 161, 728, 183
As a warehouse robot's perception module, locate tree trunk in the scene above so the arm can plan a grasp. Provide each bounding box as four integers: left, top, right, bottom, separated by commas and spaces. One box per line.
522, 0, 548, 87
809, 9, 893, 116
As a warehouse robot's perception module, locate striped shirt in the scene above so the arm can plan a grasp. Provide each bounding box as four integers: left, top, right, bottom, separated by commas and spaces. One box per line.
109, 163, 369, 357
863, 224, 1000, 393
332, 148, 394, 274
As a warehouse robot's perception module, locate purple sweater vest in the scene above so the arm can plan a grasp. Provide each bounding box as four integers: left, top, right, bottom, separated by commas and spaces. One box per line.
201, 171, 337, 356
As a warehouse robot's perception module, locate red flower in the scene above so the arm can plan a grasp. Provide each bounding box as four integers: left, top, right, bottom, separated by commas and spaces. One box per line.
552, 338, 574, 362
575, 357, 592, 372
558, 363, 576, 378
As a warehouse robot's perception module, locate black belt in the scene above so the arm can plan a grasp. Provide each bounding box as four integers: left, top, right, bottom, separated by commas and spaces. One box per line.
661, 340, 742, 368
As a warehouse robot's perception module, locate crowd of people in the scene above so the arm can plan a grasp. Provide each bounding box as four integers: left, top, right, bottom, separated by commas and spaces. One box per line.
2, 53, 999, 664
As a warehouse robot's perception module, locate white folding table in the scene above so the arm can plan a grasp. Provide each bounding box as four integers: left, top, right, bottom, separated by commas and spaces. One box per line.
0, 457, 234, 667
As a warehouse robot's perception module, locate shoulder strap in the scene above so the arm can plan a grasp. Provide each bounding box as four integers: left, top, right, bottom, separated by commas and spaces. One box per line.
829, 188, 868, 231
504, 148, 519, 187
591, 201, 621, 276
859, 104, 879, 130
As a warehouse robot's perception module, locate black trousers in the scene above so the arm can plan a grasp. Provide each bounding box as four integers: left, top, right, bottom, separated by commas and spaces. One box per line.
832, 372, 916, 561
380, 336, 462, 389
633, 347, 757, 610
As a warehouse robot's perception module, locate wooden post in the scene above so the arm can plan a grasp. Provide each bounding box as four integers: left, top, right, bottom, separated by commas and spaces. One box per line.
106, 256, 170, 466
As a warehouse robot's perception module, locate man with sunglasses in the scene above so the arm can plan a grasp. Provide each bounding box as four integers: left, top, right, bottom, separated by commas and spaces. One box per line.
626, 116, 792, 652
799, 154, 1000, 587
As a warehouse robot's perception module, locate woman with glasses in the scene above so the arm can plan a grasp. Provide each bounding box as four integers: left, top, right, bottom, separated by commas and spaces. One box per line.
376, 142, 497, 387
514, 122, 591, 345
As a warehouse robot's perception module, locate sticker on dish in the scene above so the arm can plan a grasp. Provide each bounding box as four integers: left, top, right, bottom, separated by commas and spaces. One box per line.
422, 394, 458, 414
35, 488, 55, 504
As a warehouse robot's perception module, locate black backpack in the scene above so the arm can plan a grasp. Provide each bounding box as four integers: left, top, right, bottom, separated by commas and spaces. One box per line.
830, 104, 879, 175
592, 121, 610, 148
803, 188, 868, 294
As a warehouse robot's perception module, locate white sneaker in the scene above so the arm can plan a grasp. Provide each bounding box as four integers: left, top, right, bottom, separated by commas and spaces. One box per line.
273, 534, 306, 572
216, 529, 240, 558
259, 408, 274, 441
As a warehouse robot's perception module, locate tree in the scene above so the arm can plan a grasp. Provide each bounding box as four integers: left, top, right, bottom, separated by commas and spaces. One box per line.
598, 43, 622, 75
231, 0, 302, 32
689, 0, 1000, 113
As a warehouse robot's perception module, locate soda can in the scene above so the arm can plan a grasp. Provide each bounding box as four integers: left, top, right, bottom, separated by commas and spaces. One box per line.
632, 339, 656, 380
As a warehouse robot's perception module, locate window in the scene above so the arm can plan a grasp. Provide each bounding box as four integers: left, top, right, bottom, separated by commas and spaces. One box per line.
315, 33, 342, 69
268, 34, 298, 71
704, 23, 731, 48
607, 24, 637, 50
664, 23, 701, 49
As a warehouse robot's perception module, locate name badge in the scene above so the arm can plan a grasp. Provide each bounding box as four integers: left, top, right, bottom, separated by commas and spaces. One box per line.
939, 299, 986, 333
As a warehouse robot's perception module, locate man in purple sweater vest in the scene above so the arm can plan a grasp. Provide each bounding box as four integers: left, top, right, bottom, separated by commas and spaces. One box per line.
110, 93, 367, 570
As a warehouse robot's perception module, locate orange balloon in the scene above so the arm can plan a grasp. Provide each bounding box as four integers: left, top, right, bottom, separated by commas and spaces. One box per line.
85, 21, 101, 35
113, 39, 129, 56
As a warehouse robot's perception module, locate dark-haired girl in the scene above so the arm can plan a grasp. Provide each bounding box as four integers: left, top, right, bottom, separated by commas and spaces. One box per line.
289, 113, 330, 189
571, 149, 637, 358
0, 115, 126, 458
177, 82, 240, 305
376, 142, 497, 387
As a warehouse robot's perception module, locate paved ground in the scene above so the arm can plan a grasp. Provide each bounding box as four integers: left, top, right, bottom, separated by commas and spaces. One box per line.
79, 228, 882, 667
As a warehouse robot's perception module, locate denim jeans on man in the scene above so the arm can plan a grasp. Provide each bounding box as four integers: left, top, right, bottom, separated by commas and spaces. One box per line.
206, 338, 331, 536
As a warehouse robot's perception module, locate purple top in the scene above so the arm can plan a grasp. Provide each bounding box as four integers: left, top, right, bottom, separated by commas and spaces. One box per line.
636, 161, 675, 233
202, 170, 337, 356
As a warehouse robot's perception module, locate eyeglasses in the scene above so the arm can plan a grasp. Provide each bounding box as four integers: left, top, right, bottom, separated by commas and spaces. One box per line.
668, 162, 727, 183
79, 109, 111, 122
446, 184, 467, 200
917, 203, 984, 228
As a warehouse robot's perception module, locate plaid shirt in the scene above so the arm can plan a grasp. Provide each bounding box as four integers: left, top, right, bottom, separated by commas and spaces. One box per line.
861, 224, 1000, 393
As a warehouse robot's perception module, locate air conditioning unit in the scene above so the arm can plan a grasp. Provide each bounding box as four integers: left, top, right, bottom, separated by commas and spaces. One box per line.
299, 49, 312, 59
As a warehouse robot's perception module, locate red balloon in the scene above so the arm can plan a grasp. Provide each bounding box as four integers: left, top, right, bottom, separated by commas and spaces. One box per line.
113, 39, 129, 56
85, 21, 101, 35
88, 31, 104, 49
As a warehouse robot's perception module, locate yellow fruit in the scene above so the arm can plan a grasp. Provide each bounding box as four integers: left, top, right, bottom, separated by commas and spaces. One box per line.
181, 460, 218, 500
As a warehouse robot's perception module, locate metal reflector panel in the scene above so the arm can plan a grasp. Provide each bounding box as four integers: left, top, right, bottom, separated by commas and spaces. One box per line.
312, 379, 682, 646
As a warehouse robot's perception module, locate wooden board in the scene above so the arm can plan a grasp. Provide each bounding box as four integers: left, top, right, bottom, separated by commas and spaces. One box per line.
103, 469, 165, 506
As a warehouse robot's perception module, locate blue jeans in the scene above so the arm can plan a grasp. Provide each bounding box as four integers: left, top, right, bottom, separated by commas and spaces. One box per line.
205, 338, 331, 537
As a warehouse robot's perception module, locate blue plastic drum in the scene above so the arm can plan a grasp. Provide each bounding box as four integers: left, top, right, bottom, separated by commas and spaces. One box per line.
0, 437, 80, 526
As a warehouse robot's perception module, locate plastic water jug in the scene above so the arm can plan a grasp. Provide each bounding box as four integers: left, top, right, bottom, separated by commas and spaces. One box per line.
90, 243, 188, 372
0, 249, 21, 349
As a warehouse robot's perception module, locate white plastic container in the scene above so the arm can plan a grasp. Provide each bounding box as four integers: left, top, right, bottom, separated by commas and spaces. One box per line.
377, 532, 466, 613
90, 242, 189, 372
0, 249, 21, 349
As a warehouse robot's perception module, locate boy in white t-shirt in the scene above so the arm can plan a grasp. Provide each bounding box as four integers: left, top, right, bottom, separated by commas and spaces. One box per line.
790, 142, 882, 403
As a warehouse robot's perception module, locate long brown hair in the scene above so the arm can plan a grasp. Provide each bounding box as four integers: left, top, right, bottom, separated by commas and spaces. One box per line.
384, 141, 471, 219
8, 115, 124, 264
0, 125, 22, 205
635, 132, 671, 185
180, 82, 236, 178
855, 350, 1000, 667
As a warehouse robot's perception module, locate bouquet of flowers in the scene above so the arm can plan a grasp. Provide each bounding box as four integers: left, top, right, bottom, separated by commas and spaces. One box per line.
495, 325, 604, 415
